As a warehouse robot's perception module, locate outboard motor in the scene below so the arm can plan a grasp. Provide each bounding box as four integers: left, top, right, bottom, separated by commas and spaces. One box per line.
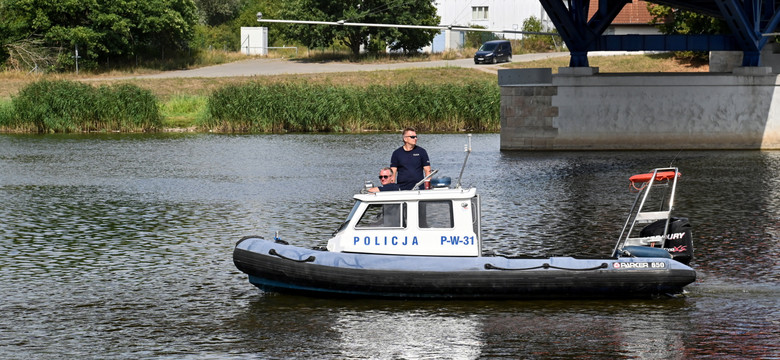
640, 217, 693, 265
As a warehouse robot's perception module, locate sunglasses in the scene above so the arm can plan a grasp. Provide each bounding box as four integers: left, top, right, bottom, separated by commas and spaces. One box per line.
406, 135, 417, 139
379, 175, 390, 179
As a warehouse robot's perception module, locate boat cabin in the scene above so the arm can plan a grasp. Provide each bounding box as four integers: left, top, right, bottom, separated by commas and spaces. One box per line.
327, 186, 482, 256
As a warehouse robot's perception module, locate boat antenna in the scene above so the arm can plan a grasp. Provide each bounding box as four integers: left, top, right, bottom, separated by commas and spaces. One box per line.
456, 134, 472, 188
669, 149, 682, 167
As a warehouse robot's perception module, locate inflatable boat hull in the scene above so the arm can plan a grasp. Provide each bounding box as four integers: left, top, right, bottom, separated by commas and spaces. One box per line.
234, 237, 696, 299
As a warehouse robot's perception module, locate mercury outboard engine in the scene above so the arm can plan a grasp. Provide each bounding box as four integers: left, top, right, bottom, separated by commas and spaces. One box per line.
639, 217, 693, 265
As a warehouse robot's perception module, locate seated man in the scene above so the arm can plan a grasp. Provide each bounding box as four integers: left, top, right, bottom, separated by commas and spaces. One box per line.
368, 167, 400, 192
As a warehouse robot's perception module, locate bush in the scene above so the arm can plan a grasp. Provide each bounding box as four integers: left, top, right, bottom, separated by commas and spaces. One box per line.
7, 80, 161, 133
203, 81, 500, 133
518, 16, 558, 53
465, 26, 499, 49
193, 24, 239, 52
0, 99, 18, 130
94, 83, 162, 129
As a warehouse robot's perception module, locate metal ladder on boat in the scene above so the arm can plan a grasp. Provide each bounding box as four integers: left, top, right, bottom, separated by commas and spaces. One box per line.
613, 167, 680, 257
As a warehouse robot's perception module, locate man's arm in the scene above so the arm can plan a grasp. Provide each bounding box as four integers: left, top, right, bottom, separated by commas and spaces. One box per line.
390, 167, 398, 183
420, 147, 431, 178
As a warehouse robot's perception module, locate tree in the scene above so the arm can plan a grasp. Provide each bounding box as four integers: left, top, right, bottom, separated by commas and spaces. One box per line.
233, 0, 285, 46
375, 0, 439, 54
194, 0, 242, 26
647, 4, 728, 36
191, 0, 283, 52
520, 16, 557, 52
0, 0, 198, 70
133, 0, 199, 57
647, 4, 728, 62
277, 0, 439, 56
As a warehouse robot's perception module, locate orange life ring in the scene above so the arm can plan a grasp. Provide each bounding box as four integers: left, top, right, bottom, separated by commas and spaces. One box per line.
629, 171, 680, 183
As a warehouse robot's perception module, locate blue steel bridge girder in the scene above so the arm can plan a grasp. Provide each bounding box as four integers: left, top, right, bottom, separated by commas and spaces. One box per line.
714, 0, 780, 66
540, 0, 780, 67
539, 0, 631, 66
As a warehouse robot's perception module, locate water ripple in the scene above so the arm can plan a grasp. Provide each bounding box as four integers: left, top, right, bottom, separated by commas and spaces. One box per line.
0, 133, 778, 359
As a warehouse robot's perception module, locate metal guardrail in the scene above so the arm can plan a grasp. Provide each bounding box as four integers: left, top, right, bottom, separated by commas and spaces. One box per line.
243, 46, 298, 56
241, 35, 298, 55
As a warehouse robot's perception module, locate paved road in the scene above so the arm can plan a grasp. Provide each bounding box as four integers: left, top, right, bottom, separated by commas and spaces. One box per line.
129, 52, 569, 79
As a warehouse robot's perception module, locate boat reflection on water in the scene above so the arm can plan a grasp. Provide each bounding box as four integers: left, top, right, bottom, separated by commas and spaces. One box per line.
235, 296, 693, 359
335, 300, 695, 359
332, 310, 482, 359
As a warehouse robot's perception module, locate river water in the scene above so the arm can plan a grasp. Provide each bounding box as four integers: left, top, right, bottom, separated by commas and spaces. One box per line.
0, 133, 777, 359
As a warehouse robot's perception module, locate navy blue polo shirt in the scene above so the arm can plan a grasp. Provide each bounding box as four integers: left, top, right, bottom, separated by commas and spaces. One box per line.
390, 145, 430, 190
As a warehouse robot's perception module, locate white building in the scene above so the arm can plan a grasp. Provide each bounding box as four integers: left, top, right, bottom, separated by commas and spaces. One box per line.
428, 0, 551, 52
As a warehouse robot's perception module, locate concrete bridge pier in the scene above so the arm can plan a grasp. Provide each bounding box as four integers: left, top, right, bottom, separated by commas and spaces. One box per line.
499, 67, 780, 150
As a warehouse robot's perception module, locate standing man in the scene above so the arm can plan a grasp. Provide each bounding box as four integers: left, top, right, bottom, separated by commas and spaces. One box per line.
390, 127, 431, 190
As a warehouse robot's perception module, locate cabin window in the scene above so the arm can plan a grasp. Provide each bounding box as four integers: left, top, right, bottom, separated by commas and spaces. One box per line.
419, 200, 453, 228
355, 203, 405, 228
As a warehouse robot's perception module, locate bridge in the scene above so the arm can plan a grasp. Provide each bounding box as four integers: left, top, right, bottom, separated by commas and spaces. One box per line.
542, 0, 780, 67
500, 1, 780, 151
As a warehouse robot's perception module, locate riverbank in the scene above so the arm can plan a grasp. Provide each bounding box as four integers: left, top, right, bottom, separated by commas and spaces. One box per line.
0, 53, 707, 133
1, 76, 500, 133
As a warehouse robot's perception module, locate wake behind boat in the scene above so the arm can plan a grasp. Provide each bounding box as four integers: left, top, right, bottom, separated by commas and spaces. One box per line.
233, 138, 695, 299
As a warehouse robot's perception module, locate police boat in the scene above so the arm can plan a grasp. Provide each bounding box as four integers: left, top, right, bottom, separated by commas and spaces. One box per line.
233, 141, 695, 299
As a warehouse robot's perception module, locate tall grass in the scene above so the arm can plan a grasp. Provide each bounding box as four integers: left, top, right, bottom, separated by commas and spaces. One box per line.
0, 99, 20, 130
203, 81, 500, 133
4, 80, 162, 133
160, 94, 208, 128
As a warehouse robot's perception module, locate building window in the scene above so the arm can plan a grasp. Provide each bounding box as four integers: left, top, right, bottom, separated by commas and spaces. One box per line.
472, 6, 488, 20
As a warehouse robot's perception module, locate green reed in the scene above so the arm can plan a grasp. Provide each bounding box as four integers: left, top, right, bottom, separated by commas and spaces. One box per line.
203, 80, 500, 133
5, 80, 161, 133
161, 94, 208, 127
0, 99, 16, 130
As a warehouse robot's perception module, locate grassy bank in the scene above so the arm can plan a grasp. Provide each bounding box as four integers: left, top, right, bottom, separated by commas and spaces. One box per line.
1, 80, 161, 133
160, 95, 208, 129
0, 53, 708, 133
0, 99, 12, 128
1, 77, 499, 133
504, 52, 709, 73
204, 81, 498, 133
0, 53, 707, 100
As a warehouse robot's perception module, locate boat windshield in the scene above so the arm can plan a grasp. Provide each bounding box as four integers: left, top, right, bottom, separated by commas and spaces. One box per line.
334, 200, 362, 234
356, 203, 404, 228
